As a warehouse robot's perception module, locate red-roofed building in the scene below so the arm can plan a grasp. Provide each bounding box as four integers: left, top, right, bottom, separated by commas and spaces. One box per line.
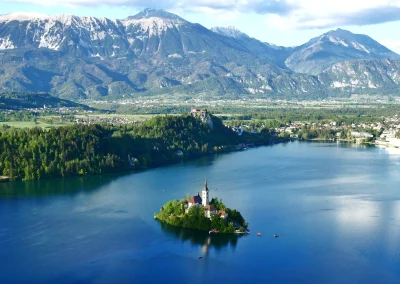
185, 180, 220, 219
218, 210, 228, 219
204, 205, 217, 218
188, 193, 202, 210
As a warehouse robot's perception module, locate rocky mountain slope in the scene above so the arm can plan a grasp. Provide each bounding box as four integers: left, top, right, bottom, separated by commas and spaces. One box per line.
0, 9, 399, 100
286, 29, 400, 75
211, 26, 293, 68
0, 9, 290, 99
319, 59, 400, 95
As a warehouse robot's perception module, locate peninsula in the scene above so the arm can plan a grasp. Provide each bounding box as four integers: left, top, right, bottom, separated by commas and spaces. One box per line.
0, 110, 276, 182
154, 180, 248, 234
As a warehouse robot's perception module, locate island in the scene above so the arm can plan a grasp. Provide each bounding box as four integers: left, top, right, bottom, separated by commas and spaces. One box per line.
154, 180, 249, 234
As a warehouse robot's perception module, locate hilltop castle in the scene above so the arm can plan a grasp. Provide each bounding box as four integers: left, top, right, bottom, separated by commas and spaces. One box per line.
190, 108, 214, 130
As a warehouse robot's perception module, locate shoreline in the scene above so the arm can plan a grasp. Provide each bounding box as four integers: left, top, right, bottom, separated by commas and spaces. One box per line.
0, 176, 10, 182
1, 137, 283, 183
1, 138, 380, 184
154, 215, 248, 235
154, 187, 249, 235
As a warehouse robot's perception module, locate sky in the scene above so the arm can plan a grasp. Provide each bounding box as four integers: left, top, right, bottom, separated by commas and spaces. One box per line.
2, 0, 400, 53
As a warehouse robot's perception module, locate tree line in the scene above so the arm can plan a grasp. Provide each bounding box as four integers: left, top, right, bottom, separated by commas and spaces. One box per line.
0, 114, 273, 181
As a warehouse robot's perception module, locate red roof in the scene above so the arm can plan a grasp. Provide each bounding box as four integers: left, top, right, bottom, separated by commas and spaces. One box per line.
204, 205, 217, 211
189, 195, 202, 204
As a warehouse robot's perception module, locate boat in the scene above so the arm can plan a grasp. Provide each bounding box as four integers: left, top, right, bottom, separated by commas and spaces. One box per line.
274, 234, 280, 238
257, 232, 261, 236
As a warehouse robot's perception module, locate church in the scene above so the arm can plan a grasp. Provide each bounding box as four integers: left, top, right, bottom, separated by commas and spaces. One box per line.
186, 180, 227, 219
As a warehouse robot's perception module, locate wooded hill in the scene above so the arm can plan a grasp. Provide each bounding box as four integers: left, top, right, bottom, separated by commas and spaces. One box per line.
0, 114, 274, 181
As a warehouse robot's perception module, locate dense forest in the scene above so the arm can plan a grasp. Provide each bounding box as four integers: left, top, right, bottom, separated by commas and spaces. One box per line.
0, 111, 37, 122
0, 114, 274, 181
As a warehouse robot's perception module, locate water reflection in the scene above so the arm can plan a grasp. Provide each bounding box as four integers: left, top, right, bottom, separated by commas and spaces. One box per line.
333, 195, 380, 233
0, 153, 225, 199
183, 154, 218, 168
0, 173, 128, 199
157, 220, 241, 254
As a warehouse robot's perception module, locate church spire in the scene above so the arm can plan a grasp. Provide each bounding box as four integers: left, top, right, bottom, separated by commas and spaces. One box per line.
202, 178, 209, 206
204, 178, 209, 192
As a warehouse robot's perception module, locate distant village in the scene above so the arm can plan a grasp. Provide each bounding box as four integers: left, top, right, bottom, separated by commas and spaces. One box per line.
226, 114, 400, 147
2, 104, 400, 148
2, 106, 93, 115
73, 116, 136, 125
269, 116, 400, 147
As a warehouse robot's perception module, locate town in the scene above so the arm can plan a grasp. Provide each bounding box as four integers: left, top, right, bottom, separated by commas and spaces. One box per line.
226, 114, 400, 147
2, 104, 400, 148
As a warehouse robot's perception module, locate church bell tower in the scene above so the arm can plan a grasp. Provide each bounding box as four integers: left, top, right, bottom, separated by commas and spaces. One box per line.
202, 179, 209, 206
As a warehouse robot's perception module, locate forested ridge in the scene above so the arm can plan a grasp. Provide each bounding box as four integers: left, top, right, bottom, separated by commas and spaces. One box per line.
0, 114, 273, 181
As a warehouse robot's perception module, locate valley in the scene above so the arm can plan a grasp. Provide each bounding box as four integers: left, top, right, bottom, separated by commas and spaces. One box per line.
2, 3, 400, 284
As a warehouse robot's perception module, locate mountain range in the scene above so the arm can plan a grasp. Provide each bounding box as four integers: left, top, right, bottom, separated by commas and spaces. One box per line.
0, 8, 399, 100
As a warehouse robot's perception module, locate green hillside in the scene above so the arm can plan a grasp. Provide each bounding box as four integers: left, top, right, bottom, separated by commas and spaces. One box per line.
0, 92, 91, 110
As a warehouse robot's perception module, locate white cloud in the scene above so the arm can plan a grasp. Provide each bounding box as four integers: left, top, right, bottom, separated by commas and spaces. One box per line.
190, 7, 239, 22
5, 0, 400, 29
214, 11, 240, 22
264, 0, 400, 29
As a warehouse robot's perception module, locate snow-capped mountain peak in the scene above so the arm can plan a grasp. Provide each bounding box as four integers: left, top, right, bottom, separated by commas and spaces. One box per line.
1, 10, 400, 100
0, 12, 47, 22
0, 13, 125, 52
285, 28, 400, 74
122, 17, 185, 34
211, 26, 249, 39
122, 9, 188, 37
125, 8, 185, 21
323, 35, 371, 54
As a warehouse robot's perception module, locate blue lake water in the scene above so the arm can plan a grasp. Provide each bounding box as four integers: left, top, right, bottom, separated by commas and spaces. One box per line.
1, 142, 400, 283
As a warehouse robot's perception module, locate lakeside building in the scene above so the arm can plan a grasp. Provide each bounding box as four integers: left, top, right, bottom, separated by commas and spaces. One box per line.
351, 131, 374, 138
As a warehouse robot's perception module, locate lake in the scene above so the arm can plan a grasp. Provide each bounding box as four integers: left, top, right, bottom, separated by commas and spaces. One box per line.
1, 142, 400, 283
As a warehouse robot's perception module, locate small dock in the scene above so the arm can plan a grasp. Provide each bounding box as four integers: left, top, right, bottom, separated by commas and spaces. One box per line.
234, 230, 250, 235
